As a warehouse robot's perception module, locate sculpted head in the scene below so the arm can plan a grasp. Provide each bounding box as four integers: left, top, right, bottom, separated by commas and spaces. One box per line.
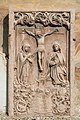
35, 30, 43, 38
52, 42, 61, 52
22, 42, 30, 53
35, 24, 43, 38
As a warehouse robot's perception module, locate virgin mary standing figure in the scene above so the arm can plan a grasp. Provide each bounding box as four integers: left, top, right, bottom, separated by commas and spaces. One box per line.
16, 42, 33, 85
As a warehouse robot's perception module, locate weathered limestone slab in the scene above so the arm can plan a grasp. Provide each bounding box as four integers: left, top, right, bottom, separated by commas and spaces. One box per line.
8, 8, 75, 118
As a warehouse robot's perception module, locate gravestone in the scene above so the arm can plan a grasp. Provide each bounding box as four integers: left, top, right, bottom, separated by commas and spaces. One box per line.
8, 9, 75, 118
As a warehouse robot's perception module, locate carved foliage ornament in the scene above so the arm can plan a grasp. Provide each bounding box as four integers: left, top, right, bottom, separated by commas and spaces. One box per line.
14, 12, 70, 29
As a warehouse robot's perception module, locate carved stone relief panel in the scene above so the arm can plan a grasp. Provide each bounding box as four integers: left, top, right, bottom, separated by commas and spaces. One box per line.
9, 10, 75, 117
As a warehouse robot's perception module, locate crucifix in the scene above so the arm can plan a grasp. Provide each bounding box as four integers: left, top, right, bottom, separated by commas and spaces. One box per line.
22, 27, 59, 72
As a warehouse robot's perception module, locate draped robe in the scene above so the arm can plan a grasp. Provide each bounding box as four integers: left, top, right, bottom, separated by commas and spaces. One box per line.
49, 51, 67, 85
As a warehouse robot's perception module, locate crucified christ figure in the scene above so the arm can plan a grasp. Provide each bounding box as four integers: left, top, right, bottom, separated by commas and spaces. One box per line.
22, 28, 59, 72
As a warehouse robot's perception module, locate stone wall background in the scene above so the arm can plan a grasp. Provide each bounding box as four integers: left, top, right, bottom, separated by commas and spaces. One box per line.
0, 0, 80, 116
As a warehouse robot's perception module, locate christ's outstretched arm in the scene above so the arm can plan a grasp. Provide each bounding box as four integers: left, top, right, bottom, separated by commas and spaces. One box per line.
44, 28, 59, 37
22, 29, 35, 37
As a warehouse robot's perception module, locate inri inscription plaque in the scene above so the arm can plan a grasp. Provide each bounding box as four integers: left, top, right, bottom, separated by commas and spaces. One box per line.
8, 9, 75, 117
